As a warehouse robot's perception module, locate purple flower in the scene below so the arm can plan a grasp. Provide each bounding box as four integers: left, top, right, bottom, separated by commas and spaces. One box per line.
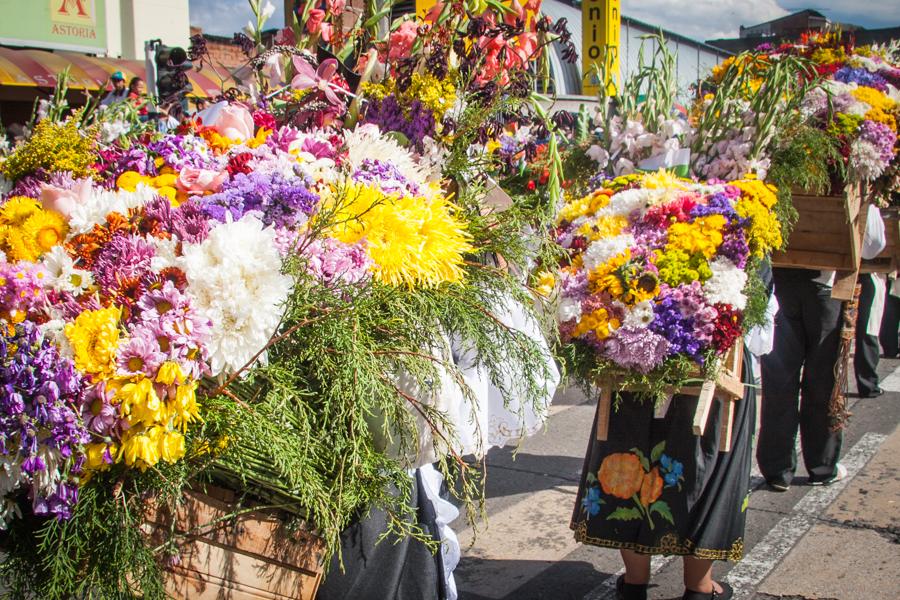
92, 234, 156, 290
834, 66, 889, 91
362, 95, 436, 147
352, 159, 421, 196
304, 237, 373, 288
858, 120, 897, 164
117, 326, 166, 377
199, 172, 319, 228
601, 327, 670, 373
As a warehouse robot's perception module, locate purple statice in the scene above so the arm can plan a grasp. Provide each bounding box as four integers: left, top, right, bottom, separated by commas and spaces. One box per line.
147, 134, 217, 171
92, 233, 156, 291
94, 146, 157, 188
362, 94, 436, 148
649, 289, 705, 360
690, 192, 739, 220
559, 270, 589, 302
601, 326, 670, 373
352, 159, 421, 196
719, 225, 750, 269
200, 172, 318, 228
0, 321, 89, 523
304, 237, 373, 288
833, 66, 889, 92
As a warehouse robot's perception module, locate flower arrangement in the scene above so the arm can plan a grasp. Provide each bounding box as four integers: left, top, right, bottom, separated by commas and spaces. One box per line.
753, 33, 900, 204
553, 171, 779, 390
0, 1, 570, 596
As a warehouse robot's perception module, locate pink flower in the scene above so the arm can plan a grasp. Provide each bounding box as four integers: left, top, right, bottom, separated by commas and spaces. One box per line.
198, 102, 255, 141
424, 2, 445, 22
388, 21, 419, 62
524, 0, 541, 11
306, 8, 326, 35
326, 0, 345, 15
291, 56, 344, 108
175, 167, 228, 195
39, 178, 93, 217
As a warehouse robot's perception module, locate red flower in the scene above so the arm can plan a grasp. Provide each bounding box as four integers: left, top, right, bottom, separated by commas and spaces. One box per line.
227, 152, 254, 177
251, 110, 276, 132
527, 180, 536, 191
711, 304, 743, 354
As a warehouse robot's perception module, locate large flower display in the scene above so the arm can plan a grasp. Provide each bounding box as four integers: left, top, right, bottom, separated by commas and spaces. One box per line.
554, 171, 779, 386
0, 0, 573, 595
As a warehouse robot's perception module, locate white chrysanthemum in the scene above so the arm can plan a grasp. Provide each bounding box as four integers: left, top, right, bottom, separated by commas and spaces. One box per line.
582, 234, 635, 271
67, 184, 158, 235
39, 317, 73, 360
40, 245, 93, 294
597, 188, 649, 218
850, 139, 887, 180
148, 236, 179, 272
703, 257, 747, 310
179, 214, 293, 376
343, 124, 427, 186
418, 136, 448, 182
557, 297, 583, 324
99, 121, 129, 144
623, 300, 655, 329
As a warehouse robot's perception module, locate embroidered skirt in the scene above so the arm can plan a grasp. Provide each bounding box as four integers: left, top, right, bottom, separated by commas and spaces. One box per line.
570, 350, 755, 561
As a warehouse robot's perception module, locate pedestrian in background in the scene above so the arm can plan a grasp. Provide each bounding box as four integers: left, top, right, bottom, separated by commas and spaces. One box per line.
100, 71, 128, 106
879, 275, 900, 358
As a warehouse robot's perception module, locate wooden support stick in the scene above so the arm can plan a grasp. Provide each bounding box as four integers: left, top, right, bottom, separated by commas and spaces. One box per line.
692, 380, 717, 436
596, 384, 612, 441
654, 394, 673, 419
718, 399, 736, 452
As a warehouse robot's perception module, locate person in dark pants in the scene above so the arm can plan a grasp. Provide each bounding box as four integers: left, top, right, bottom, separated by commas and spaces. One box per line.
855, 273, 884, 397
879, 276, 900, 358
758, 268, 846, 492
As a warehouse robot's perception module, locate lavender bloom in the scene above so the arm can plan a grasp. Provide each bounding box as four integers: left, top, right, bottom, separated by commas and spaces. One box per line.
649, 293, 705, 360
92, 233, 156, 289
200, 172, 319, 228
0, 321, 89, 523
352, 159, 421, 196
858, 120, 897, 164
304, 237, 373, 288
601, 327, 670, 373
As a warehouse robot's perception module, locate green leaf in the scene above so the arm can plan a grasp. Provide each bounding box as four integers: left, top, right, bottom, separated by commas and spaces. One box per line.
586, 472, 598, 484
650, 441, 666, 464
630, 448, 650, 472
649, 502, 675, 526
607, 507, 643, 522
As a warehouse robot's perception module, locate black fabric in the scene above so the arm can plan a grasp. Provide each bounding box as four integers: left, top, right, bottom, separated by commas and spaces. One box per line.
854, 273, 881, 396
316, 470, 445, 600
758, 268, 843, 485
879, 278, 900, 357
570, 348, 755, 561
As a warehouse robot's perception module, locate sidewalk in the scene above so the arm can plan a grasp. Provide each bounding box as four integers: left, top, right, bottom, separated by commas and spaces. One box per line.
754, 422, 900, 600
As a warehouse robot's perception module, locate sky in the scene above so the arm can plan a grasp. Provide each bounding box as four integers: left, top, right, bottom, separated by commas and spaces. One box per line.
189, 0, 900, 43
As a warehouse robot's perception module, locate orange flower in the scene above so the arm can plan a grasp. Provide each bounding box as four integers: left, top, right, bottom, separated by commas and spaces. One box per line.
640, 467, 664, 506
598, 453, 644, 500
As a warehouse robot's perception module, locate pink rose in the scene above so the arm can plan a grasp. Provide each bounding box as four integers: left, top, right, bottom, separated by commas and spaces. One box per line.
175, 167, 228, 195
39, 178, 93, 217
388, 21, 419, 61
198, 102, 255, 141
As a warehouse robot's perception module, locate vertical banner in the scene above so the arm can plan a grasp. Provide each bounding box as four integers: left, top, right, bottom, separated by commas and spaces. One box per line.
415, 0, 437, 17
582, 0, 620, 97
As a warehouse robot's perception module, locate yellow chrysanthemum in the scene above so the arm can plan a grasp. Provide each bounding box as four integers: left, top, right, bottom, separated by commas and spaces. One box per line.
639, 169, 691, 191
118, 376, 165, 426
120, 426, 163, 469
666, 215, 727, 259
0, 196, 42, 227
572, 308, 620, 340
116, 170, 153, 192
327, 183, 474, 288
578, 215, 628, 241
171, 381, 201, 431
534, 271, 556, 297
65, 306, 121, 378
729, 178, 778, 209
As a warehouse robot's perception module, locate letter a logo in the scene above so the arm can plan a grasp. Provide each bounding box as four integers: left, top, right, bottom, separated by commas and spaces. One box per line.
52, 0, 94, 25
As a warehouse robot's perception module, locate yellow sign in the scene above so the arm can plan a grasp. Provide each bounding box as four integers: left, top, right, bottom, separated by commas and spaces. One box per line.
415, 0, 437, 17
582, 0, 620, 96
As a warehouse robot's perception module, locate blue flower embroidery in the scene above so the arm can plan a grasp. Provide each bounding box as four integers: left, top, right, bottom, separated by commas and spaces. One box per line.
660, 453, 684, 487
582, 485, 603, 517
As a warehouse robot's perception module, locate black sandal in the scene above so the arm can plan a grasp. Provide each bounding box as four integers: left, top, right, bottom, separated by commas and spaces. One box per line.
682, 581, 733, 600
616, 574, 649, 600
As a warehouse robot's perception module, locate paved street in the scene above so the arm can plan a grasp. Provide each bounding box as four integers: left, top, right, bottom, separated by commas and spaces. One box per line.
452, 356, 900, 600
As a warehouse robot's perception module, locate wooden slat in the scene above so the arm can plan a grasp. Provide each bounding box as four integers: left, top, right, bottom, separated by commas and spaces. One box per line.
718, 400, 735, 452
596, 386, 611, 441
654, 394, 673, 419
691, 380, 717, 436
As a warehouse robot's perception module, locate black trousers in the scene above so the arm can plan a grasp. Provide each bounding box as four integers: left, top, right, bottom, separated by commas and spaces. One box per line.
759, 269, 843, 484
854, 274, 881, 396
879, 278, 900, 357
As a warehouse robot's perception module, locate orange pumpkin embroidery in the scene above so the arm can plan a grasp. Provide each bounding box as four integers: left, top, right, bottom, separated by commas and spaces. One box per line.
640, 466, 664, 506
598, 452, 644, 499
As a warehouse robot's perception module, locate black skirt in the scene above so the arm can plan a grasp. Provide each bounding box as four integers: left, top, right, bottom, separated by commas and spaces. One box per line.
570, 350, 755, 561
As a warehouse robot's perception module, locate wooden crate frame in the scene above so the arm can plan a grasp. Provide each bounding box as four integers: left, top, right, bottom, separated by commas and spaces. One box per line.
595, 344, 744, 452
771, 184, 867, 300
861, 209, 900, 274
144, 486, 325, 600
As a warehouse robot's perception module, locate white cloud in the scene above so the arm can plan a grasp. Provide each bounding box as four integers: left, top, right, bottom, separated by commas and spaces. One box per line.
189, 0, 285, 37
621, 0, 789, 42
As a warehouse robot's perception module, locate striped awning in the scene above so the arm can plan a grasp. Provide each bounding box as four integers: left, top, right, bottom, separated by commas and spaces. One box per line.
0, 46, 231, 98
